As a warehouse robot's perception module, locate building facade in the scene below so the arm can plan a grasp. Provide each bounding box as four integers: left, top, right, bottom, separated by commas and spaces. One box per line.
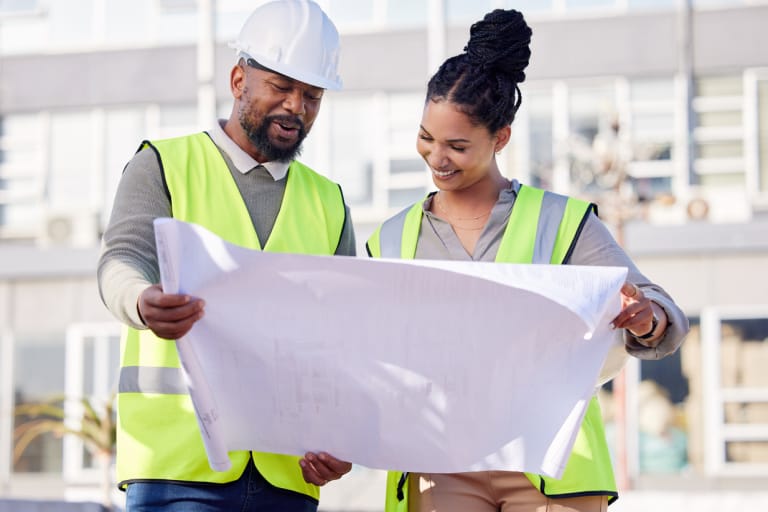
1, 0, 767, 507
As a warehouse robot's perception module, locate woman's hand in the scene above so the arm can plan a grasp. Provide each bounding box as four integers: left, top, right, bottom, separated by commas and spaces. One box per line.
612, 282, 667, 347
299, 452, 352, 486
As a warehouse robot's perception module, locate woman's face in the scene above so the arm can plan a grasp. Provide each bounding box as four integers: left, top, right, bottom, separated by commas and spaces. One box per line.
416, 99, 507, 193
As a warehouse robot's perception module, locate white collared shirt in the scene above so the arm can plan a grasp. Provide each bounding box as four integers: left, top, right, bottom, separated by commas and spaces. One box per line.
207, 119, 290, 181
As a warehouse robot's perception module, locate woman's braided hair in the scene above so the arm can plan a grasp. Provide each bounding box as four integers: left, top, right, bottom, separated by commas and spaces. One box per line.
426, 9, 532, 133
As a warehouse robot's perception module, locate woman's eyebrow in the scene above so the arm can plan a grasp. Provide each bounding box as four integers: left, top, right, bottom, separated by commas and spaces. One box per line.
419, 125, 471, 144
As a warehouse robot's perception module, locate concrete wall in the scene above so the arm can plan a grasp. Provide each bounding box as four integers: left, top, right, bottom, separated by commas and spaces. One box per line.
624, 218, 768, 314
0, 247, 112, 335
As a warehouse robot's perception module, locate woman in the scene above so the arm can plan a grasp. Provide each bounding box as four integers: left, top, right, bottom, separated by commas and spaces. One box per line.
366, 9, 689, 512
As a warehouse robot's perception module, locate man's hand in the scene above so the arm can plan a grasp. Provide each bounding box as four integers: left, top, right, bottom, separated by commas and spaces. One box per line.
137, 284, 204, 340
299, 452, 352, 486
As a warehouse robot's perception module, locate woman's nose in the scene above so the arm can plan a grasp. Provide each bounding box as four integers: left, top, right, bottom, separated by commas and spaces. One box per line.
427, 151, 449, 171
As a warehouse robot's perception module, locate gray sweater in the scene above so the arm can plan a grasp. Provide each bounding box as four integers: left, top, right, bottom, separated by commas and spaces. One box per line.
98, 136, 356, 329
411, 183, 689, 369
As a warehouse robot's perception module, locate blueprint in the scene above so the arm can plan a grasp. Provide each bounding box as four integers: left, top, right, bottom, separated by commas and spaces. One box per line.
153, 218, 627, 478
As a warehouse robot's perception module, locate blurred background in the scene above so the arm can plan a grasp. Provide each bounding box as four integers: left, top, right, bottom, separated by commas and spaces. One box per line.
1, 0, 767, 510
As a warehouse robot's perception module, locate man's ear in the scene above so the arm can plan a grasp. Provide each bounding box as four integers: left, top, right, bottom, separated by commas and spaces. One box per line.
231, 64, 246, 98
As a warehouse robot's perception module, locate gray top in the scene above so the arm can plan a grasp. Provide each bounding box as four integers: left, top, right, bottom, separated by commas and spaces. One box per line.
98, 125, 356, 329
413, 181, 689, 366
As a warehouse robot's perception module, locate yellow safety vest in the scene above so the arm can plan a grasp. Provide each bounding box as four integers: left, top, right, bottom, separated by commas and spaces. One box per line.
367, 185, 618, 511
116, 132, 346, 502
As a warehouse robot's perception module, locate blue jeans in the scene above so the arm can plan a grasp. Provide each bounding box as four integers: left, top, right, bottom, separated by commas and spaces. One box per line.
124, 459, 318, 512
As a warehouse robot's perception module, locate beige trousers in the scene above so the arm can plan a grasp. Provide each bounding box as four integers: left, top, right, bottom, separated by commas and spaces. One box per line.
408, 471, 609, 512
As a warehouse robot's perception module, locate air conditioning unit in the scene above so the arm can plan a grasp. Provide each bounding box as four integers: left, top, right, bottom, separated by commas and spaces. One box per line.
38, 209, 101, 248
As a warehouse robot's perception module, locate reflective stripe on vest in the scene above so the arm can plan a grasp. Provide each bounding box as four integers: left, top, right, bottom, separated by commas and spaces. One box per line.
368, 185, 617, 512
117, 133, 345, 500
370, 186, 584, 263
118, 366, 186, 395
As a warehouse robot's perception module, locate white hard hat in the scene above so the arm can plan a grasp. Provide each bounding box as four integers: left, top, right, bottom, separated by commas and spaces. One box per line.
229, 0, 342, 90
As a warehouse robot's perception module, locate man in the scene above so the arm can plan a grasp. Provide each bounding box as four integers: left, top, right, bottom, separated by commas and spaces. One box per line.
97, 1, 354, 510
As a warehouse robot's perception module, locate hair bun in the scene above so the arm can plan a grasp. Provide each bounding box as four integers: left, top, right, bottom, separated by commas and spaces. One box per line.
464, 9, 532, 84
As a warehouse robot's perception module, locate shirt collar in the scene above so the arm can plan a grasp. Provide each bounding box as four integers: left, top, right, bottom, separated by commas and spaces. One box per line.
207, 120, 290, 181
421, 179, 521, 212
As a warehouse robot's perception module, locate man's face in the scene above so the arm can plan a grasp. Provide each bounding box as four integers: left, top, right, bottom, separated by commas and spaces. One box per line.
237, 63, 324, 162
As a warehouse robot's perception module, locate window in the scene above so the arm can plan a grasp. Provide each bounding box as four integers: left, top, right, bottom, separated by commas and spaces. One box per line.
39, 111, 100, 246
503, 0, 554, 15
103, 0, 196, 46
692, 75, 745, 188
0, 10, 47, 54
565, 0, 616, 10
0, 0, 37, 13
628, 0, 676, 9
104, 0, 150, 45
567, 84, 618, 196
634, 377, 689, 474
446, 0, 493, 24
387, 93, 427, 208
638, 350, 689, 474
386, 0, 426, 26
158, 0, 195, 11
304, 92, 425, 212
696, 308, 768, 476
154, 0, 198, 45
46, 0, 94, 47
0, 114, 45, 238
327, 0, 427, 30
3, 107, 154, 244
627, 78, 676, 200
526, 91, 556, 189
570, 85, 615, 146
103, 108, 146, 228
327, 0, 375, 28
326, 94, 376, 205
12, 333, 66, 473
693, 0, 745, 8
48, 112, 97, 211
758, 79, 768, 194
62, 324, 121, 480
215, 10, 246, 42
0, 330, 12, 485
150, 103, 198, 140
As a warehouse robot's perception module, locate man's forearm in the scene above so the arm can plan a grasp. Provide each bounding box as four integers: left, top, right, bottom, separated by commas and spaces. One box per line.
98, 257, 153, 329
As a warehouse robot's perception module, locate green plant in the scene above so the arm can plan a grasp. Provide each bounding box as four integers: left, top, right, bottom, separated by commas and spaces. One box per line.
14, 393, 117, 508
14, 394, 116, 460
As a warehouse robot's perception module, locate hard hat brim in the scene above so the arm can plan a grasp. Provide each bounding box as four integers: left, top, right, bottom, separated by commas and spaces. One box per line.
230, 45, 343, 91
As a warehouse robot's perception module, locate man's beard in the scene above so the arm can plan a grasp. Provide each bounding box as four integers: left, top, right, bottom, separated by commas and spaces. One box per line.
240, 110, 307, 163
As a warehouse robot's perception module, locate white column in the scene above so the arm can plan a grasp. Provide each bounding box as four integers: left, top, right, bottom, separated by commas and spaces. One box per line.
624, 356, 641, 481
197, 0, 217, 130
743, 70, 759, 197
701, 307, 724, 476
63, 325, 85, 481
512, 99, 531, 184
674, 0, 694, 197
0, 329, 13, 494
426, 0, 446, 77
552, 82, 571, 195
371, 92, 390, 213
